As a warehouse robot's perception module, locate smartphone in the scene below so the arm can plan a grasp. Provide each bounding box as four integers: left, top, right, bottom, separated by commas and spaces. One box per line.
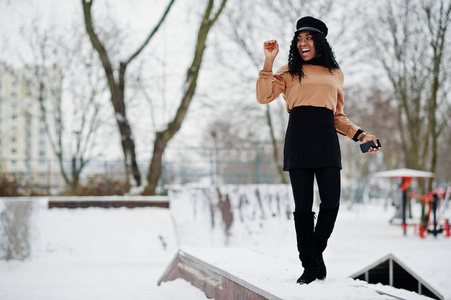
360, 138, 382, 153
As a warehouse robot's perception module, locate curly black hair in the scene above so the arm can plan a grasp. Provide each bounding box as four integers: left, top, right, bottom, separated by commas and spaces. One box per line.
287, 31, 340, 81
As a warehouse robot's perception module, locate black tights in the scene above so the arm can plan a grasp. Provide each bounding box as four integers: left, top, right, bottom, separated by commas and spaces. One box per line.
289, 167, 341, 212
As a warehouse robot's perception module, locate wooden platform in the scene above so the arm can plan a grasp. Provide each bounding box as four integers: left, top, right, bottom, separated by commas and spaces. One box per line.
47, 196, 169, 209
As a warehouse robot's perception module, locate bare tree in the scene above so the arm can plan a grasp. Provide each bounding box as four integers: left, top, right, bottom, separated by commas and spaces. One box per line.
364, 0, 451, 218
219, 0, 288, 184
340, 83, 400, 202
82, 0, 176, 187
21, 23, 109, 194
143, 0, 229, 195
422, 0, 451, 192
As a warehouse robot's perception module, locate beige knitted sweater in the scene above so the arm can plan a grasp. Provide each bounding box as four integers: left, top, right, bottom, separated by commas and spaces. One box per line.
256, 64, 360, 140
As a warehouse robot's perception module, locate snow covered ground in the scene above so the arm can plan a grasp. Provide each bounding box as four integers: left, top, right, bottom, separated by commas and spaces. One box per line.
1, 186, 450, 300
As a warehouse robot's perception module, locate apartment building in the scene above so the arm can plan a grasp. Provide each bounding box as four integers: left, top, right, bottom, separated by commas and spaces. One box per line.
0, 63, 63, 193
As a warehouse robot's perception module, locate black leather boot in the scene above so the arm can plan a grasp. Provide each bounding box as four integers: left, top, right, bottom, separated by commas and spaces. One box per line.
293, 211, 319, 285
313, 206, 339, 280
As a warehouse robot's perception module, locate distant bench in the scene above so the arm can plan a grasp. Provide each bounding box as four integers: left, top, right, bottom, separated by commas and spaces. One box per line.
47, 196, 169, 209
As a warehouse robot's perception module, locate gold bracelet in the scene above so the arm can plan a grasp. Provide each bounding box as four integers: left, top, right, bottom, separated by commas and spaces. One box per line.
359, 132, 367, 142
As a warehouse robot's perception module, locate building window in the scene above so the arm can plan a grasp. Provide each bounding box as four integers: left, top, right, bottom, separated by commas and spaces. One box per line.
11, 148, 17, 154
12, 114, 17, 120
39, 150, 45, 157
40, 127, 45, 134
39, 173, 47, 184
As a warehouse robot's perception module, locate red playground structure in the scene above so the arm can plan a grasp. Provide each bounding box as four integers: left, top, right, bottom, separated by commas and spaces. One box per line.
373, 168, 450, 238
409, 186, 451, 238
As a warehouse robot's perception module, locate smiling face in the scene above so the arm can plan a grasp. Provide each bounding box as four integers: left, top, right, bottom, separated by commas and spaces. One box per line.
296, 31, 317, 61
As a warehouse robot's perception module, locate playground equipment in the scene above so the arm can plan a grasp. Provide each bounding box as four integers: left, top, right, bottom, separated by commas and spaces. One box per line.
408, 186, 451, 238
372, 168, 449, 237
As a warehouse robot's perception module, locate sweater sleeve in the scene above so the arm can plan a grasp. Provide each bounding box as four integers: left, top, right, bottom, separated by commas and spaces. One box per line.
256, 66, 286, 104
334, 87, 361, 140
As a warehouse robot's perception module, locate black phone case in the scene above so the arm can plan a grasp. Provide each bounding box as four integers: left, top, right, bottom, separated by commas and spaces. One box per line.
360, 138, 382, 153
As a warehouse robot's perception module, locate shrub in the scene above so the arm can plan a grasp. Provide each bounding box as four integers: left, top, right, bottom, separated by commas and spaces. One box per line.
63, 175, 131, 196
0, 175, 20, 196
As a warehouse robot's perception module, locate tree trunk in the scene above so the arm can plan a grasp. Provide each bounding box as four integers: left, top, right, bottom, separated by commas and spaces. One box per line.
146, 132, 167, 195
71, 157, 79, 193
82, 0, 176, 187
144, 0, 228, 195
82, 0, 139, 186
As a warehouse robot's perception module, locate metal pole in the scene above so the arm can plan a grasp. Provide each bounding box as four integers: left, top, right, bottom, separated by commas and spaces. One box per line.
432, 194, 439, 237
402, 190, 407, 235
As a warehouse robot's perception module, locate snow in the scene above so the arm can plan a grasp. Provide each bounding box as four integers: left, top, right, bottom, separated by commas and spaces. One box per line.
174, 247, 432, 300
1, 186, 450, 300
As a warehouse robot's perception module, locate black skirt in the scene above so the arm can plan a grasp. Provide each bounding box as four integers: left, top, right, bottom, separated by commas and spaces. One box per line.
283, 106, 341, 170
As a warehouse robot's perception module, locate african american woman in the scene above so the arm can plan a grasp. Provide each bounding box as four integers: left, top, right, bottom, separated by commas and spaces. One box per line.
256, 16, 381, 285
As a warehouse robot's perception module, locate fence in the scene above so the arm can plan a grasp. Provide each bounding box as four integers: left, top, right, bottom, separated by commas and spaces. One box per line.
162, 147, 286, 186
0, 146, 287, 194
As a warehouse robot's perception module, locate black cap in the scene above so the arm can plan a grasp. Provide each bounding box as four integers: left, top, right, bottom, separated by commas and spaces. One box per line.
295, 16, 328, 37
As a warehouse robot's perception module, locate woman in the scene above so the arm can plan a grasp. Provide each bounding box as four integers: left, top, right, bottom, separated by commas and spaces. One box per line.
256, 16, 381, 285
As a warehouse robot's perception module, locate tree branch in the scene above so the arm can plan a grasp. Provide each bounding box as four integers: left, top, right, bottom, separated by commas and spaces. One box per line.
210, 0, 228, 25
125, 0, 176, 65
82, 0, 116, 95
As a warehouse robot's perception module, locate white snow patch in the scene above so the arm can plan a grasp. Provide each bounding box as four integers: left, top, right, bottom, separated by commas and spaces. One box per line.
1, 186, 450, 300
